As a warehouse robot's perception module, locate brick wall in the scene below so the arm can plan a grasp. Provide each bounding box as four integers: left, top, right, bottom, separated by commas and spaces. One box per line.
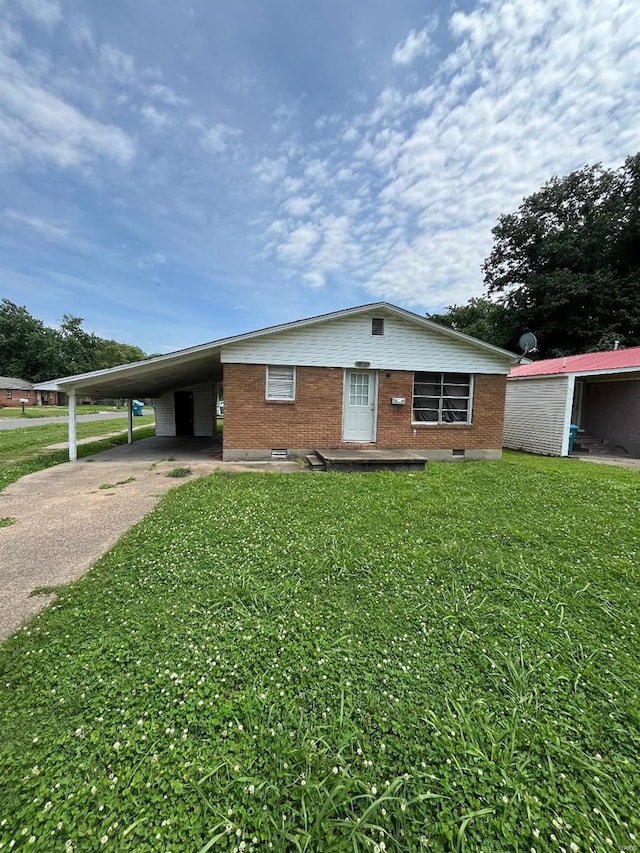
376, 371, 506, 450
584, 379, 640, 456
223, 364, 506, 453
2, 389, 36, 407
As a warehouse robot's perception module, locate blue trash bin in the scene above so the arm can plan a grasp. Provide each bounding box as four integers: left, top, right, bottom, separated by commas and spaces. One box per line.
132, 399, 144, 417
568, 423, 579, 454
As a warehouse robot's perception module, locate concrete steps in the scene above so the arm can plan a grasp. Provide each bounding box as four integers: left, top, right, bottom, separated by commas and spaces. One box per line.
311, 449, 429, 473
573, 434, 612, 455
305, 453, 326, 472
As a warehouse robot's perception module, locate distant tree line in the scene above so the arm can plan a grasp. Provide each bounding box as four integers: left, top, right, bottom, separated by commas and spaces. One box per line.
429, 153, 640, 357
0, 300, 147, 383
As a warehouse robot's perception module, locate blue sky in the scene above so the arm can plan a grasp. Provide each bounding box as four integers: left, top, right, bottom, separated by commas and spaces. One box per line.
1, 0, 638, 354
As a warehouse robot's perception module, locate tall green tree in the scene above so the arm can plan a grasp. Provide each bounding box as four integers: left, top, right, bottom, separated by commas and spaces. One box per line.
0, 300, 59, 382
482, 153, 640, 355
428, 298, 513, 349
0, 300, 147, 382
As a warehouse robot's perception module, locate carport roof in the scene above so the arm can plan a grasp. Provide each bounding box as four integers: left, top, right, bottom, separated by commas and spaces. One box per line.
509, 346, 640, 379
35, 301, 520, 398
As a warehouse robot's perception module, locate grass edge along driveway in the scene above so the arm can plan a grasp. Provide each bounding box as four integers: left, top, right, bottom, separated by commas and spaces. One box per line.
0, 454, 639, 852
0, 417, 155, 493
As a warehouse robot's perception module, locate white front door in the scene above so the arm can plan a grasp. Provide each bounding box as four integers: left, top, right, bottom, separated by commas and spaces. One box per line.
343, 370, 377, 442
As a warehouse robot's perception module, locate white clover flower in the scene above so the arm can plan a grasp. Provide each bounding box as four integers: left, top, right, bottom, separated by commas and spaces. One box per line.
101, 836, 108, 845
371, 785, 377, 795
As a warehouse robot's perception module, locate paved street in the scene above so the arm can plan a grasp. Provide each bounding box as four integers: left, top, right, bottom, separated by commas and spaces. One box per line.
0, 411, 136, 430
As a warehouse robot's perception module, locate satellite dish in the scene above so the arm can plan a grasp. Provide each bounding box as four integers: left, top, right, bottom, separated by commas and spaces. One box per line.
518, 332, 538, 356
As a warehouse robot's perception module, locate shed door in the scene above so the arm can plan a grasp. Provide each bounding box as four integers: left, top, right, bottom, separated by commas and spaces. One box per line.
343, 370, 377, 442
174, 391, 194, 436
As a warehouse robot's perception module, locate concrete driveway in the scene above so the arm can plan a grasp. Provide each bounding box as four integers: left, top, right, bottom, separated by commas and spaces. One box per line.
0, 437, 301, 642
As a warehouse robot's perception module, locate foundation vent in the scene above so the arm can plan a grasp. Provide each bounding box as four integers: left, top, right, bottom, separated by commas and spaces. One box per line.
271, 449, 288, 460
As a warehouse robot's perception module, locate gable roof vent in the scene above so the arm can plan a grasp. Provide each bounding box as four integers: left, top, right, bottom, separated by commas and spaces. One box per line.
371, 317, 385, 336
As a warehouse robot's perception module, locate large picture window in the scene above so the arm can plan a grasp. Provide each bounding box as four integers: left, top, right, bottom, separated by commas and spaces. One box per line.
266, 365, 296, 400
413, 372, 472, 424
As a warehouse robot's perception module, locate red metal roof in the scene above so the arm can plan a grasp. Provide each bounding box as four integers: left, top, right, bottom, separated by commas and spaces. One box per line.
509, 346, 640, 378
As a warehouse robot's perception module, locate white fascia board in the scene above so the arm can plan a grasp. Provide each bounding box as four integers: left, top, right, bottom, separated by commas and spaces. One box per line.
571, 366, 640, 378
508, 366, 640, 382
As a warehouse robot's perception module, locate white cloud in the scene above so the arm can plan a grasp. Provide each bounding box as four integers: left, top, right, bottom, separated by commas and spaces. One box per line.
4, 209, 69, 240
190, 119, 241, 154
68, 17, 95, 50
137, 251, 167, 268
271, 103, 295, 133
304, 159, 328, 183
0, 49, 135, 169
140, 104, 171, 130
284, 194, 319, 217
277, 223, 320, 262
264, 0, 640, 312
99, 44, 136, 84
392, 17, 438, 65
282, 176, 303, 194
253, 155, 288, 183
303, 270, 325, 288
18, 0, 61, 28
147, 83, 189, 107
335, 168, 353, 182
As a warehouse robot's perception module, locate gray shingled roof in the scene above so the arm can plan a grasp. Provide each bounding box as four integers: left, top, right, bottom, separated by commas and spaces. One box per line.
0, 377, 34, 390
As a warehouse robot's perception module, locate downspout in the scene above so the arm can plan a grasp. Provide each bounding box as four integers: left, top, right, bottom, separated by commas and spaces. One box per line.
68, 390, 77, 462
560, 374, 576, 457
127, 398, 133, 445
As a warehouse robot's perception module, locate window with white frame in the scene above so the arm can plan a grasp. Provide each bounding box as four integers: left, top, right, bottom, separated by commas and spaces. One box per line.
266, 365, 296, 400
412, 372, 473, 424
6, 390, 12, 399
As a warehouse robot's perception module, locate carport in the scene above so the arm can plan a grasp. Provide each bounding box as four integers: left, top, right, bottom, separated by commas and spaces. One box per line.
505, 347, 640, 457
35, 339, 225, 462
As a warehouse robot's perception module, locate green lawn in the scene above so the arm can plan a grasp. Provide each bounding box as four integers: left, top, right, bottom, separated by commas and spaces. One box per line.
0, 415, 156, 492
1, 456, 639, 851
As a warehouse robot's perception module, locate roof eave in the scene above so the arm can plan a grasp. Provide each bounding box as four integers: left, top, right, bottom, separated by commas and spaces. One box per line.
35, 301, 519, 392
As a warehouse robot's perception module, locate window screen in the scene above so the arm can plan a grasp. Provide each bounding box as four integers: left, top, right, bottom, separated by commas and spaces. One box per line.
412, 372, 472, 423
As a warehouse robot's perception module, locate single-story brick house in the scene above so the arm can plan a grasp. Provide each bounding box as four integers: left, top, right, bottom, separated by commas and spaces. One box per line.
504, 347, 640, 457
0, 376, 59, 408
36, 303, 520, 462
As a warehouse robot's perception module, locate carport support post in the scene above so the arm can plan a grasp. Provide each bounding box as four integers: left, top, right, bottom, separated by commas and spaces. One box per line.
127, 398, 133, 445
68, 391, 77, 462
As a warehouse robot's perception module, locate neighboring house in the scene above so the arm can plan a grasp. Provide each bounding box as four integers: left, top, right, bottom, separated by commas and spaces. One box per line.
0, 377, 59, 407
0, 376, 34, 407
504, 347, 640, 457
36, 303, 519, 462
